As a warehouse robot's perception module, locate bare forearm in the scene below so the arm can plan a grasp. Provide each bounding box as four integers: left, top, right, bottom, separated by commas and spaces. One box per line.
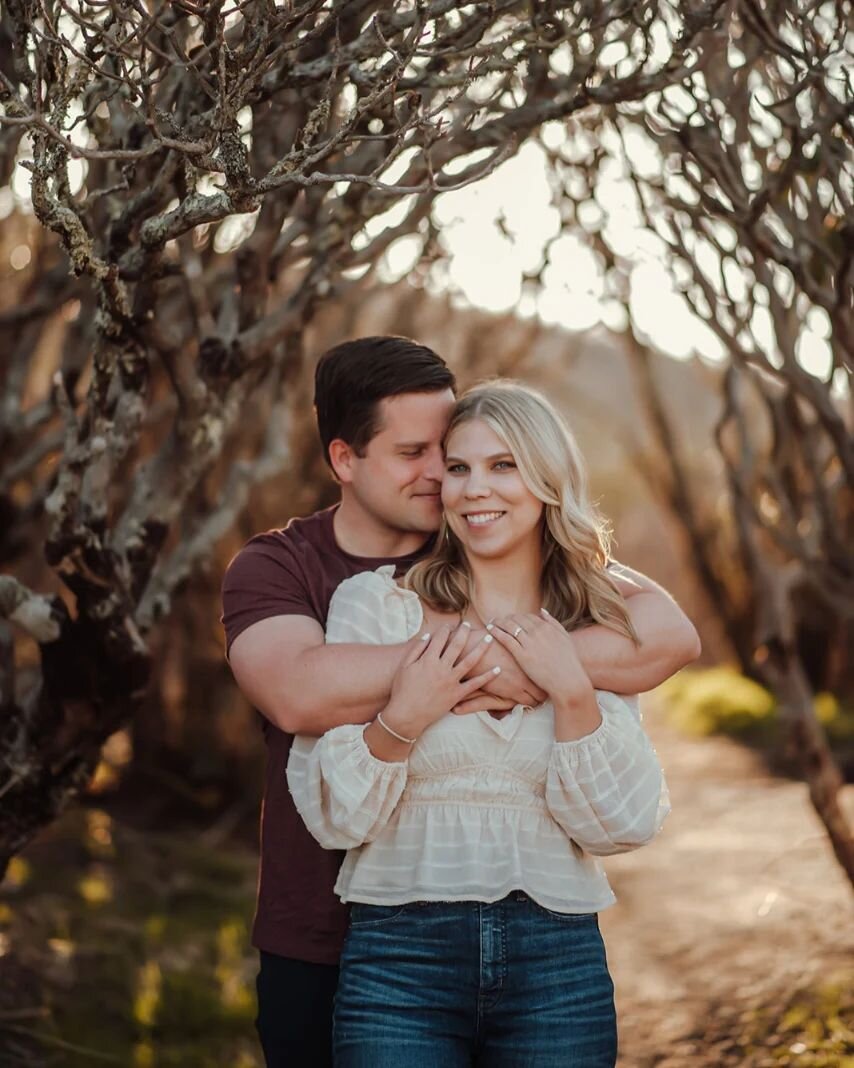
553, 685, 603, 742
573, 592, 700, 693
279, 642, 408, 735
363, 717, 414, 763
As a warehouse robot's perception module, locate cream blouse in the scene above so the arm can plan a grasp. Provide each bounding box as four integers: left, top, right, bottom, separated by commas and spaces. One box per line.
287, 566, 670, 914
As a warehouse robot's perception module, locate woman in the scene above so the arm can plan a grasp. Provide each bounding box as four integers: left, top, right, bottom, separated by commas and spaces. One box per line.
287, 381, 671, 1066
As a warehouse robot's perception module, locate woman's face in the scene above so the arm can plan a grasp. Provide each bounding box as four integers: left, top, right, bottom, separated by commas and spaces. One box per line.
442, 418, 544, 560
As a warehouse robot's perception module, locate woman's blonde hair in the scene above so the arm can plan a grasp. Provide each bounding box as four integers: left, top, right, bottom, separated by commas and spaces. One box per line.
406, 380, 639, 643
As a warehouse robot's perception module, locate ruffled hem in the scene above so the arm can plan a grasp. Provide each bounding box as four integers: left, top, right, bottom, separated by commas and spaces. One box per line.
337, 881, 617, 914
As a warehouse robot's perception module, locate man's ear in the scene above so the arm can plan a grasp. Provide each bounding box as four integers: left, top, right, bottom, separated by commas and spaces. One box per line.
328, 439, 355, 484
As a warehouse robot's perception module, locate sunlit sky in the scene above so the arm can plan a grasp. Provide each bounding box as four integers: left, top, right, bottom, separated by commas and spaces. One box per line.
2, 120, 836, 383
375, 136, 835, 379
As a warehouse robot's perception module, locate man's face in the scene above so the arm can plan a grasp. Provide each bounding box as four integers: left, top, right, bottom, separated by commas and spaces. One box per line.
342, 389, 456, 536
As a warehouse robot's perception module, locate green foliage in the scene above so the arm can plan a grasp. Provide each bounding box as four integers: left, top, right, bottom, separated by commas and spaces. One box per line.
703, 973, 854, 1066
815, 693, 854, 748
659, 667, 777, 740
0, 810, 261, 1067
660, 668, 854, 761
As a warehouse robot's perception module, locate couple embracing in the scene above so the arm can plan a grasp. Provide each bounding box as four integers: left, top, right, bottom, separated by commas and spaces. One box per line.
222, 335, 700, 1067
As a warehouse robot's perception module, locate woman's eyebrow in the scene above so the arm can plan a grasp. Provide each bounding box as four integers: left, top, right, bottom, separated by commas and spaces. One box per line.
444, 452, 514, 463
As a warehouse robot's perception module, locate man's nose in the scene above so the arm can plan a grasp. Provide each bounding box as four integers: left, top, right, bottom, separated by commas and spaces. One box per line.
422, 450, 445, 483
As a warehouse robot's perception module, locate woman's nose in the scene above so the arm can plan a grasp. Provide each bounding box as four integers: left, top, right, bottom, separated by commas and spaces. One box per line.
464, 475, 491, 498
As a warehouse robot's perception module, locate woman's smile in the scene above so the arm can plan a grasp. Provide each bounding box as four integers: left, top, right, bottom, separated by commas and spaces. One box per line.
463, 509, 507, 528
442, 419, 544, 557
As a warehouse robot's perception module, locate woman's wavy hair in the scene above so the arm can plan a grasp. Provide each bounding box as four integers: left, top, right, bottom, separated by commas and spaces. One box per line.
405, 381, 639, 643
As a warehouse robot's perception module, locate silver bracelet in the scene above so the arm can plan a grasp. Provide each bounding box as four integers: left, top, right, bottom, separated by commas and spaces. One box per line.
376, 711, 416, 745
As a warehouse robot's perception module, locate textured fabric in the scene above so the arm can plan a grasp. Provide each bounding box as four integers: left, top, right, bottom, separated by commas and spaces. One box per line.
333, 895, 617, 1067
220, 508, 434, 963
287, 567, 670, 915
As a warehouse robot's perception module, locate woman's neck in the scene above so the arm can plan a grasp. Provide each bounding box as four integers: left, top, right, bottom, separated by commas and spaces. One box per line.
466, 541, 543, 624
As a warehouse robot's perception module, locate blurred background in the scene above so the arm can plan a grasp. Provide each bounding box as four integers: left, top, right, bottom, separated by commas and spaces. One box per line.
1, 3, 851, 1066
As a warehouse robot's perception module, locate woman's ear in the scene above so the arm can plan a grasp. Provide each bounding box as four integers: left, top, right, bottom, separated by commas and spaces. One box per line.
328, 438, 355, 483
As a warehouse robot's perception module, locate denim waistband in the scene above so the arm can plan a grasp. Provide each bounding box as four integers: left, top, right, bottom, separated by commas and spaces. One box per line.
409, 890, 539, 907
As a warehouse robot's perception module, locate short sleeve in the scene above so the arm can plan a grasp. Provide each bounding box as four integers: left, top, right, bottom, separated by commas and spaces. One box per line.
221, 536, 316, 655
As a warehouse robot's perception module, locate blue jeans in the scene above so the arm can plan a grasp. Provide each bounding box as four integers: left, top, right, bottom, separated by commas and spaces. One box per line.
333, 892, 617, 1067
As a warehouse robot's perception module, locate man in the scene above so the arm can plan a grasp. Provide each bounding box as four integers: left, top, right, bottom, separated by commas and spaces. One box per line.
222, 335, 700, 1067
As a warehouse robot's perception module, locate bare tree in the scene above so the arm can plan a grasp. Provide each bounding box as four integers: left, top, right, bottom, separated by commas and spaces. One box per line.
0, 0, 739, 873
544, 1, 853, 880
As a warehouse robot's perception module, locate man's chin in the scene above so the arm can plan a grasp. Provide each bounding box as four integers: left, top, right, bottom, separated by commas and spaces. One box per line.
402, 509, 442, 535
409, 518, 442, 535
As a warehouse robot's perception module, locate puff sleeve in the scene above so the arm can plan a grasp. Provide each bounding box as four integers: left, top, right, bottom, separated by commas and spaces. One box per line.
545, 692, 670, 856
286, 567, 423, 849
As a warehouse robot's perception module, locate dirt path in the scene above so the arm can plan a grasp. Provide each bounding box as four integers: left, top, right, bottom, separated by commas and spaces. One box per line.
599, 706, 854, 1067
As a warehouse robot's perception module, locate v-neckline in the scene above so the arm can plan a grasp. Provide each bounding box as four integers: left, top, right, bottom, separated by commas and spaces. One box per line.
476, 705, 526, 740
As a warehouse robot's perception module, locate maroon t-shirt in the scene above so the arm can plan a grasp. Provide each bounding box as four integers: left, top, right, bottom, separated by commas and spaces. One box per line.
221, 505, 434, 965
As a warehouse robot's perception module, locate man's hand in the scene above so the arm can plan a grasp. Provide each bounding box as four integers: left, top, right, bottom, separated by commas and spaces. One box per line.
453, 626, 546, 713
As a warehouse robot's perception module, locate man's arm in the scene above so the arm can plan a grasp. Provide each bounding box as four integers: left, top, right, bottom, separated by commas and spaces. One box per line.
228, 615, 411, 737
572, 561, 701, 693
228, 614, 543, 735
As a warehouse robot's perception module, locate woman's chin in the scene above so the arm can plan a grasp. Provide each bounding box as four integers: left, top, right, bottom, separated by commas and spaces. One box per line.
458, 536, 512, 560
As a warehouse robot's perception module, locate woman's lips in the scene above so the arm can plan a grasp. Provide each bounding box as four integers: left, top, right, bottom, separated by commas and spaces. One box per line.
463, 510, 506, 527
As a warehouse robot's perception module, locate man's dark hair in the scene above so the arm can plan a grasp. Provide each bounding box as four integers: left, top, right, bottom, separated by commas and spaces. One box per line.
314, 335, 456, 466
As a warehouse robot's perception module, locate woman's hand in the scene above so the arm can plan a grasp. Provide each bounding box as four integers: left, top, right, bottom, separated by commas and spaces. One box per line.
381, 624, 500, 740
487, 609, 593, 708
488, 610, 603, 739
415, 605, 547, 712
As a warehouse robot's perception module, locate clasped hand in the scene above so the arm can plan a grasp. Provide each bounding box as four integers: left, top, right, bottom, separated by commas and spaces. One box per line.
383, 624, 502, 739
486, 609, 593, 708
385, 611, 593, 737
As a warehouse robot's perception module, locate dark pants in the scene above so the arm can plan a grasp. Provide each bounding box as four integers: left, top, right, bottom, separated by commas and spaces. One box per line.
256, 951, 339, 1067
334, 894, 617, 1067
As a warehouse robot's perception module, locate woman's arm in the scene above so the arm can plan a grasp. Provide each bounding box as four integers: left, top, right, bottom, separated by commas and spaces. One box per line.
287, 727, 409, 850
284, 570, 419, 847
285, 572, 495, 848
546, 689, 671, 856
485, 609, 669, 854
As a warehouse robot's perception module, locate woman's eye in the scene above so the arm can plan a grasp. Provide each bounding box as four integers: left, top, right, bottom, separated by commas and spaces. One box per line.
446, 464, 467, 474
494, 461, 515, 470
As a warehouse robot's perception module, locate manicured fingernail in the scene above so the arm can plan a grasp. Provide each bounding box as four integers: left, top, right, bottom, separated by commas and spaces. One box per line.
461, 620, 471, 627
540, 607, 551, 616
493, 666, 501, 674
483, 634, 493, 643
421, 633, 431, 640
486, 623, 494, 631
